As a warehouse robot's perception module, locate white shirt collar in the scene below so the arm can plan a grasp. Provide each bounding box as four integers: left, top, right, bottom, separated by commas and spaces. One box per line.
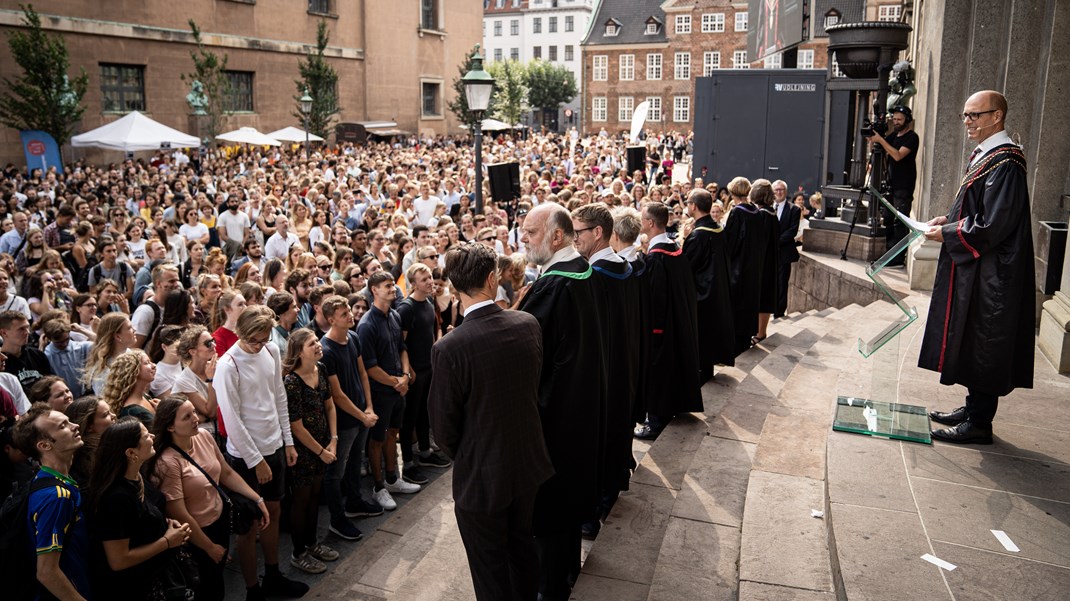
648, 232, 672, 248
463, 299, 496, 317
542, 245, 582, 271
972, 130, 1014, 165
616, 244, 639, 262
589, 246, 623, 264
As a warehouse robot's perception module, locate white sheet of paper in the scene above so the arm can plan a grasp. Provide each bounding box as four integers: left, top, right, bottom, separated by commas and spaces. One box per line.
896, 208, 929, 232
921, 553, 957, 571
991, 530, 1020, 552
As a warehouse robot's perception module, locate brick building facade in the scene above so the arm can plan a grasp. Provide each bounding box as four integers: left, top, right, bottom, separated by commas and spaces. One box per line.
580, 1, 903, 134
0, 0, 482, 165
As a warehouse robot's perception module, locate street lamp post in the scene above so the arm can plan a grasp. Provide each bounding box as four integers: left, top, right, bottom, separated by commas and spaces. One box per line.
299, 88, 313, 155
461, 49, 494, 214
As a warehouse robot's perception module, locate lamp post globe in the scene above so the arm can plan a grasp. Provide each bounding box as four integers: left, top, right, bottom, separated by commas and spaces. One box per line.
462, 49, 494, 213
300, 88, 313, 153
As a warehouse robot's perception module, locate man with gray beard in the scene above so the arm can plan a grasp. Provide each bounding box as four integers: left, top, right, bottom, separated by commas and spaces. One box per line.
518, 203, 607, 600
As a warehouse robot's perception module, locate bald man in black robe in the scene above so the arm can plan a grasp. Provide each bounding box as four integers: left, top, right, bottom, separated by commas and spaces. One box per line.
518, 203, 607, 601
920, 90, 1035, 444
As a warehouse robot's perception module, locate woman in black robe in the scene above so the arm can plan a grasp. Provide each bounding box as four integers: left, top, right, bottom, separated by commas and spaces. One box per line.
723, 177, 779, 356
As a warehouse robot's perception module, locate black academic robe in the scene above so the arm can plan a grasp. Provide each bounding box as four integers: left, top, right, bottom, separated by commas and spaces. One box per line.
724, 203, 779, 355
590, 255, 642, 493
683, 215, 736, 368
919, 144, 1035, 396
519, 256, 607, 529
629, 255, 651, 424
642, 241, 703, 417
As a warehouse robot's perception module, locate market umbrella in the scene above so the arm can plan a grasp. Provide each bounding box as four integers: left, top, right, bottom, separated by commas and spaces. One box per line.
71, 111, 201, 151
215, 127, 281, 146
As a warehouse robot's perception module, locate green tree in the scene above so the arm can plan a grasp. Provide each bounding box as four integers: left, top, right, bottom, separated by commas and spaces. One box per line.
447, 44, 497, 128
294, 21, 340, 139
526, 60, 577, 127
0, 4, 88, 146
487, 60, 527, 126
181, 20, 230, 144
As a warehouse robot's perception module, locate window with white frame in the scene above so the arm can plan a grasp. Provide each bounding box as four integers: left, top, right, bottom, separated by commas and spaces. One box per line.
824, 10, 840, 30
733, 50, 749, 69
511, 19, 519, 35
592, 97, 607, 122
647, 96, 662, 122
646, 22, 659, 35
618, 96, 634, 122
735, 12, 748, 31
675, 15, 691, 34
605, 23, 619, 36
764, 54, 782, 69
511, 47, 520, 61
549, 16, 557, 32
548, 45, 557, 61
494, 20, 502, 36
878, 4, 902, 21
647, 53, 662, 80
564, 45, 573, 61
673, 96, 690, 123
798, 49, 814, 69
619, 54, 634, 80
533, 17, 541, 33
592, 55, 608, 81
702, 13, 725, 32
565, 15, 574, 32
674, 52, 691, 79
494, 48, 502, 62
533, 46, 541, 59
703, 51, 721, 75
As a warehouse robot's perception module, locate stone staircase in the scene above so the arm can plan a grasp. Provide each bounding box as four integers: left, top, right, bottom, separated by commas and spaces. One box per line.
304, 294, 1070, 601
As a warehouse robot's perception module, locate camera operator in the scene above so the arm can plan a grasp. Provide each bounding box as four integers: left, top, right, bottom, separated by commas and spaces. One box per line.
868, 106, 919, 266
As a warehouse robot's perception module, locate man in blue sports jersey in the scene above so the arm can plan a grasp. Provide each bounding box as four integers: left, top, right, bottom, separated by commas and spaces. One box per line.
13, 403, 90, 600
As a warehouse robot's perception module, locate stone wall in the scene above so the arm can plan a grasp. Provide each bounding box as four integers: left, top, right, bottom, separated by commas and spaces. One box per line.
787, 253, 904, 313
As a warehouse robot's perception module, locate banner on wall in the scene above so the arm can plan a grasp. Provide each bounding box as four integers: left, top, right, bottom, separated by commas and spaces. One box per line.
20, 130, 64, 175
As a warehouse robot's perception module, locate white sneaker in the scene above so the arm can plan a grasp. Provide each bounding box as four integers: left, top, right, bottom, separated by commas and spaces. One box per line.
373, 487, 398, 511
385, 478, 422, 494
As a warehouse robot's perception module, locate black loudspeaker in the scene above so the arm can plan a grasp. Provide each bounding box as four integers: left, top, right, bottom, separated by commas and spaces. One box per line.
626, 146, 647, 175
487, 162, 521, 203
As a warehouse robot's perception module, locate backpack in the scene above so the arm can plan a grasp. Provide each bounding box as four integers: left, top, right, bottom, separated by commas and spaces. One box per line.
0, 475, 65, 601
89, 261, 132, 293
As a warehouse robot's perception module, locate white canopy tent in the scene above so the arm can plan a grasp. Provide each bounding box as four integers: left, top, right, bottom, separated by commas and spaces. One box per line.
265, 126, 324, 143
459, 118, 521, 132
216, 127, 281, 146
71, 111, 200, 152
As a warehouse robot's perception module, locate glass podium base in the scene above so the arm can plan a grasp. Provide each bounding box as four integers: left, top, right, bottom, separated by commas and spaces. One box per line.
833, 396, 932, 444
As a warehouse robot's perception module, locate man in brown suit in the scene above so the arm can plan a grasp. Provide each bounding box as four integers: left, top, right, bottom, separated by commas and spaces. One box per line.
428, 243, 553, 601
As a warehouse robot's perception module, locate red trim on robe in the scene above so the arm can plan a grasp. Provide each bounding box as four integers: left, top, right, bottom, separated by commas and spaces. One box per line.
956, 220, 981, 259
648, 247, 682, 257
652, 329, 664, 334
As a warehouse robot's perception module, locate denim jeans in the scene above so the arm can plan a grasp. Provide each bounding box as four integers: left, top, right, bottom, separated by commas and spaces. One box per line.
324, 424, 367, 520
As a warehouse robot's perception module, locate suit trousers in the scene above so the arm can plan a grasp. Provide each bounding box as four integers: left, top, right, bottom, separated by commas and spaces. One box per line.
454, 493, 540, 601
966, 388, 999, 427
775, 260, 792, 318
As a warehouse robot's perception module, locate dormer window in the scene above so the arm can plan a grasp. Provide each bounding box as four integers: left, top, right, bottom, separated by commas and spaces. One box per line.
604, 18, 621, 37
644, 16, 661, 35
824, 9, 841, 30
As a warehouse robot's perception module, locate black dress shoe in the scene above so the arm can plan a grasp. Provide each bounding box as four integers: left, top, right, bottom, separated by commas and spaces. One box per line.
931, 421, 993, 445
929, 406, 968, 426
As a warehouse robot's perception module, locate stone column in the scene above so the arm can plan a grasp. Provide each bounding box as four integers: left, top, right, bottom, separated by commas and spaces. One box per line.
1039, 217, 1070, 372
907, 239, 940, 291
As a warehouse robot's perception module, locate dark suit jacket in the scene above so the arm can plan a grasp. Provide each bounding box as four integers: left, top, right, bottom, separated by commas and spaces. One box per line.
427, 303, 554, 513
775, 202, 801, 264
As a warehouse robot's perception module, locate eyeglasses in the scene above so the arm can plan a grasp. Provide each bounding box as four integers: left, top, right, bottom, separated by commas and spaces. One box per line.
962, 109, 997, 122
246, 336, 270, 347
479, 236, 495, 242
202, 339, 216, 348
574, 226, 596, 235
421, 253, 440, 260
318, 265, 331, 271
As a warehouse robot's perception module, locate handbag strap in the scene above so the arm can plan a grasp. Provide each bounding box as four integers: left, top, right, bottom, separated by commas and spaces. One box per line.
169, 442, 231, 504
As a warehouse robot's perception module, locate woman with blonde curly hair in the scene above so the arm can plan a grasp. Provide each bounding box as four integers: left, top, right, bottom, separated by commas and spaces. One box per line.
204, 247, 232, 288
101, 349, 159, 427
82, 312, 137, 394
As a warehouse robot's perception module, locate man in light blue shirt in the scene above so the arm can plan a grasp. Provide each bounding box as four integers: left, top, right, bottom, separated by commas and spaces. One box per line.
41, 320, 92, 398
0, 211, 29, 256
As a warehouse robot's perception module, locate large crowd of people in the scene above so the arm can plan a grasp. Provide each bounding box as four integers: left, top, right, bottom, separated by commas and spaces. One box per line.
0, 126, 815, 601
